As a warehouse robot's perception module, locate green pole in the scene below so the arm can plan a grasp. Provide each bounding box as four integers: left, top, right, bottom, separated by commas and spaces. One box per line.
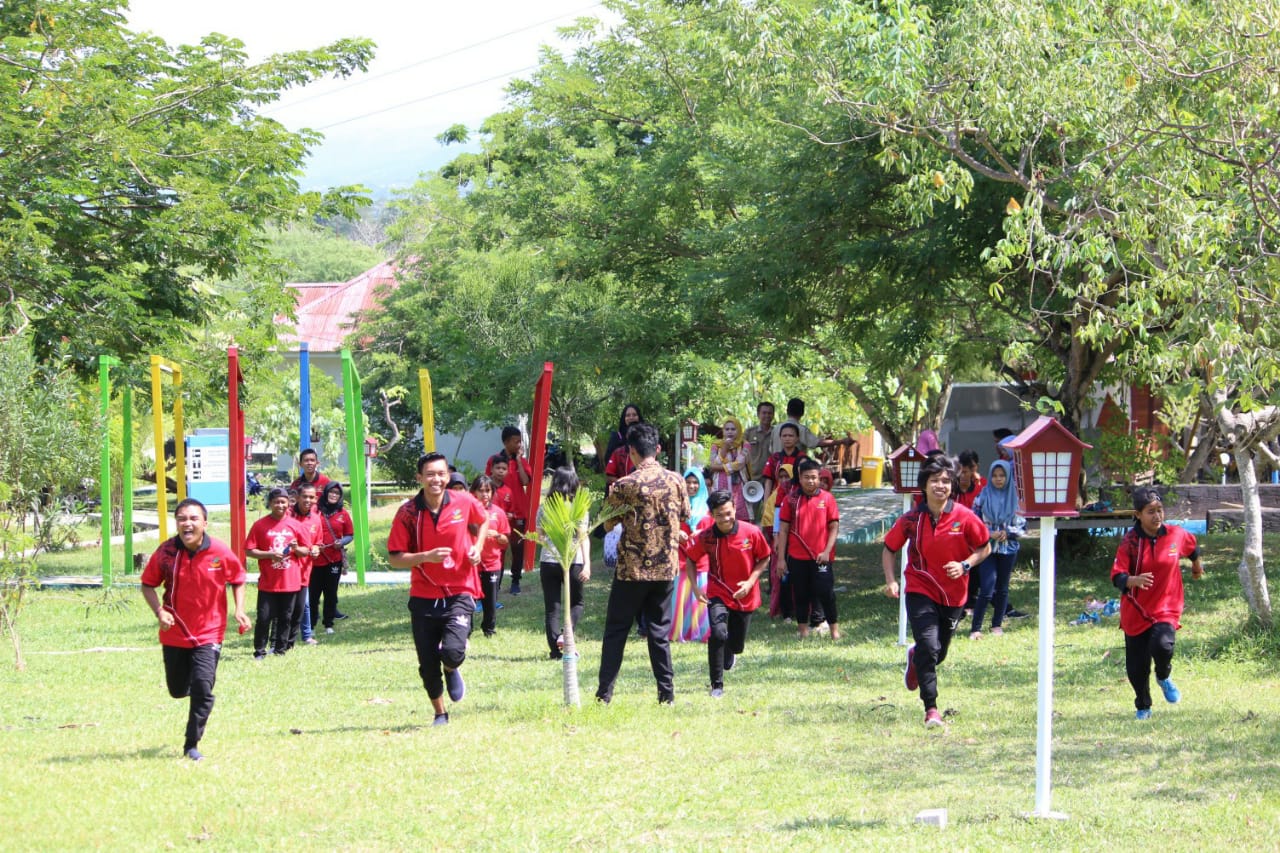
341, 350, 369, 585
123, 385, 134, 573
98, 356, 118, 586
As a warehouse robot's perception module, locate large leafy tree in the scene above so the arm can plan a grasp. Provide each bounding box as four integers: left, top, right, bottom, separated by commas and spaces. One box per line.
0, 0, 374, 366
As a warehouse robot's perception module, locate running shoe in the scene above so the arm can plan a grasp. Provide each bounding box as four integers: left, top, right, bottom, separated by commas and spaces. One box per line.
1157, 678, 1180, 704
445, 668, 465, 702
924, 708, 944, 728
904, 644, 919, 691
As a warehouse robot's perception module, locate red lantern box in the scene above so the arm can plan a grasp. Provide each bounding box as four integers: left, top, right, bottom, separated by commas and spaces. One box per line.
1003, 416, 1091, 517
887, 444, 926, 494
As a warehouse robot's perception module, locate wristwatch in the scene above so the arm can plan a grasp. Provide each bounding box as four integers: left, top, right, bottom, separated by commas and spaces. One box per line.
961, 561, 971, 574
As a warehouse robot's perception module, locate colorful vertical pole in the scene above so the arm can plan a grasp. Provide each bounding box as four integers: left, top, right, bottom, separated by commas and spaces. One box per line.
341, 349, 369, 585
299, 342, 312, 456
418, 367, 435, 453
123, 385, 133, 573
523, 362, 554, 571
1033, 516, 1065, 818
150, 355, 169, 539
228, 346, 247, 566
898, 493, 912, 645
98, 356, 119, 586
172, 362, 185, 503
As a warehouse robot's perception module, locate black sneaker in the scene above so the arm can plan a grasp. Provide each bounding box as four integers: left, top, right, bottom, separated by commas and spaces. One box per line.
334, 611, 349, 620
724, 653, 736, 672
253, 651, 267, 661
432, 713, 449, 726
1006, 607, 1030, 619
445, 668, 465, 702
184, 747, 204, 761
510, 584, 521, 596
657, 694, 675, 706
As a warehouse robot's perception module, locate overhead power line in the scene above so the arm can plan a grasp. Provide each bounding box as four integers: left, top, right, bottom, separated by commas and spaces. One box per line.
310, 65, 537, 131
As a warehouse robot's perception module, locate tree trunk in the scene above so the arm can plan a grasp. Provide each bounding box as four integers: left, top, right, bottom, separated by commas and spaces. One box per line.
1233, 449, 1274, 627
561, 563, 580, 707
1, 599, 25, 671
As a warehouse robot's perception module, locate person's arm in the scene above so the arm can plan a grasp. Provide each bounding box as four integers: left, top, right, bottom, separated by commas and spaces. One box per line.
944, 541, 992, 579
820, 518, 839, 564
736, 555, 769, 600
245, 545, 285, 560
230, 582, 251, 633
775, 520, 790, 569
140, 585, 175, 630
881, 547, 900, 598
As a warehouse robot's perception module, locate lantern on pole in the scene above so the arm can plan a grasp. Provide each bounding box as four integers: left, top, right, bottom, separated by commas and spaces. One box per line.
680, 419, 699, 470
1003, 416, 1090, 820
886, 445, 926, 646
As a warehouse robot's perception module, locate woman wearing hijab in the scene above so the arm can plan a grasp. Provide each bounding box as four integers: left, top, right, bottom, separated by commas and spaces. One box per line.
670, 467, 713, 642
707, 416, 752, 522
968, 460, 1025, 638
603, 403, 643, 466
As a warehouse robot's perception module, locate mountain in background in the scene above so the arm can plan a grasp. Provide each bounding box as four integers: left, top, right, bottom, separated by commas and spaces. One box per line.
299, 125, 478, 200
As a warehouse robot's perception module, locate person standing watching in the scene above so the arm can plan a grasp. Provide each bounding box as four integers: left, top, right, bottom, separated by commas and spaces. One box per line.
596, 423, 691, 705
486, 427, 532, 595
388, 452, 489, 726
290, 448, 331, 492
245, 487, 303, 659
744, 402, 776, 519
140, 499, 250, 761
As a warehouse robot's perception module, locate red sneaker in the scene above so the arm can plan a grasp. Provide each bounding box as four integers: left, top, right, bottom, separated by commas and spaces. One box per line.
904, 644, 918, 692
925, 708, 944, 728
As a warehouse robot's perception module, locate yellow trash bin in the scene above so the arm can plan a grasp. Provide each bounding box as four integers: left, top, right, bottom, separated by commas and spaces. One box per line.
860, 457, 884, 488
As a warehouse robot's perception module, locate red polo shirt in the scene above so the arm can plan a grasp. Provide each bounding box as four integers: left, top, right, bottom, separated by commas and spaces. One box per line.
388, 490, 487, 599
778, 487, 840, 560
245, 514, 303, 593
679, 515, 714, 572
486, 455, 533, 522
1111, 524, 1199, 636
956, 474, 986, 510
290, 505, 322, 587
605, 446, 635, 481
762, 450, 809, 484
493, 484, 516, 524
478, 502, 512, 573
685, 520, 771, 612
884, 501, 990, 607
291, 472, 332, 492
141, 535, 246, 648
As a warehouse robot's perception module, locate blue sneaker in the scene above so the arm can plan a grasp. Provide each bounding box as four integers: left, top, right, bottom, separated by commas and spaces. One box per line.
1157, 678, 1180, 704
1135, 709, 1152, 720
445, 668, 465, 703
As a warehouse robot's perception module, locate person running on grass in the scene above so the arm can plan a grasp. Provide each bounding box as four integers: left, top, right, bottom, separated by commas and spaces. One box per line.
140, 498, 250, 761
685, 490, 771, 698
1111, 486, 1204, 720
387, 452, 489, 726
882, 455, 991, 728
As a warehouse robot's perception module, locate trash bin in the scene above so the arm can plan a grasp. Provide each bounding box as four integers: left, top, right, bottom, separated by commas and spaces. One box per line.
860, 456, 884, 488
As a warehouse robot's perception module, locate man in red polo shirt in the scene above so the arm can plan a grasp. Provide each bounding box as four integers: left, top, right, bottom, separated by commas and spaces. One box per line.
141, 498, 250, 761
287, 482, 323, 648
290, 447, 332, 492
388, 452, 489, 725
882, 456, 991, 727
485, 427, 532, 594
777, 458, 841, 640
685, 490, 771, 697
245, 487, 303, 659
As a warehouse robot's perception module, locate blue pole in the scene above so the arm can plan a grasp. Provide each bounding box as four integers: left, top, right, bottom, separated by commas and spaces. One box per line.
299, 342, 311, 453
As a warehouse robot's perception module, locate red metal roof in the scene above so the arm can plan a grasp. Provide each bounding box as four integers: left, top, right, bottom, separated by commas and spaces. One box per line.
279, 261, 400, 352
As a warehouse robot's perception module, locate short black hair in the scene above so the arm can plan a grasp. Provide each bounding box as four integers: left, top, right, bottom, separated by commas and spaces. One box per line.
707, 489, 734, 511
757, 401, 775, 414
549, 466, 580, 500
917, 455, 956, 491
786, 397, 805, 418
1132, 486, 1163, 511
490, 451, 511, 466
470, 474, 495, 493
501, 426, 521, 442
299, 447, 318, 460
626, 422, 660, 459
796, 457, 822, 476
417, 451, 448, 473
958, 449, 980, 467
295, 482, 318, 494
779, 422, 800, 437
174, 498, 207, 520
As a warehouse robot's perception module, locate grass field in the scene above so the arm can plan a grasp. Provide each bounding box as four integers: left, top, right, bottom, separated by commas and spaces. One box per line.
3, 527, 1278, 851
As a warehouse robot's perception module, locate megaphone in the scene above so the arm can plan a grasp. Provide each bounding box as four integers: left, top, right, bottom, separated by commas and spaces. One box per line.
742, 479, 765, 504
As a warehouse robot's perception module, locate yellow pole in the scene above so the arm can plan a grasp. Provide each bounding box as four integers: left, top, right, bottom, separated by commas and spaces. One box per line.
150, 355, 168, 539
419, 368, 435, 453
172, 362, 185, 502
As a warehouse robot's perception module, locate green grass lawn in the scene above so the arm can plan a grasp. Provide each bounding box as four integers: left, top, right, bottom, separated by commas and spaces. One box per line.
3, 531, 1278, 850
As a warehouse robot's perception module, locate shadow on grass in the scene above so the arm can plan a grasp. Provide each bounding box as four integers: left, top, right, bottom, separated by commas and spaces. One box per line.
777, 815, 886, 832
45, 745, 171, 764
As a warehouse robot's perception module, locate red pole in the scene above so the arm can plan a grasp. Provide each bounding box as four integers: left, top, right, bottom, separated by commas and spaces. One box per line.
228, 346, 247, 565
523, 362, 554, 571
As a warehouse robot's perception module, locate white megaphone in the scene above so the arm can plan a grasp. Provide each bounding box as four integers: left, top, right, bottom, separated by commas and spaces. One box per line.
742, 480, 765, 505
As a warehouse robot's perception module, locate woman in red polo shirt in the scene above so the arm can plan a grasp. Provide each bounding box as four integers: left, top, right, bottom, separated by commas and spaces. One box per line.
882, 456, 991, 728
1110, 487, 1203, 720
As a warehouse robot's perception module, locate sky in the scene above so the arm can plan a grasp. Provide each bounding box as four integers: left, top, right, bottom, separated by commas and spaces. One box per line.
125, 0, 613, 192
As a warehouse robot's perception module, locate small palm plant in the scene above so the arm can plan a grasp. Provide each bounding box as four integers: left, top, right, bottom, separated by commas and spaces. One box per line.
527, 487, 628, 707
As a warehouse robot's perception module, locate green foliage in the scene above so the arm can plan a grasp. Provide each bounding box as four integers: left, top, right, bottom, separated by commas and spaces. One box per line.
0, 0, 375, 368
264, 224, 383, 283
249, 366, 350, 468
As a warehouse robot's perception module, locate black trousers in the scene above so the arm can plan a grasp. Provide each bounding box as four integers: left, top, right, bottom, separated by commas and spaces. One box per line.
162, 644, 220, 751
506, 525, 526, 587
255, 590, 295, 655
310, 562, 342, 628
478, 570, 500, 635
540, 561, 584, 655
286, 587, 308, 648
707, 598, 751, 689
788, 556, 838, 626
1125, 622, 1177, 710
906, 592, 964, 710
409, 595, 473, 700
596, 578, 675, 703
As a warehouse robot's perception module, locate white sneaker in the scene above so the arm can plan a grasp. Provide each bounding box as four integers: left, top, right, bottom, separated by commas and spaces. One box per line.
815, 621, 831, 636
325, 627, 335, 635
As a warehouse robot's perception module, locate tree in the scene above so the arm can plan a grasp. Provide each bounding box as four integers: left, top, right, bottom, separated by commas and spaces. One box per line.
0, 0, 375, 369
265, 223, 383, 283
